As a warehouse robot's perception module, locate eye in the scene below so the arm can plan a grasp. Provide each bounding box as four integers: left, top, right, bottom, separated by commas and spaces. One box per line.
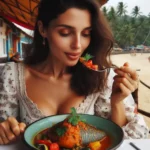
59, 33, 70, 37
82, 30, 91, 37
58, 29, 71, 37
82, 33, 91, 37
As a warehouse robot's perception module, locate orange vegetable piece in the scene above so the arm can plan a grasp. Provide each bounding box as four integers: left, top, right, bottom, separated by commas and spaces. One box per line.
88, 141, 101, 150
91, 65, 98, 70
79, 57, 85, 63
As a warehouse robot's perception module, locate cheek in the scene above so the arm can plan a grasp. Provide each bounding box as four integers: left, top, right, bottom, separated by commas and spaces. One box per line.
82, 38, 91, 50
47, 36, 63, 51
48, 35, 68, 49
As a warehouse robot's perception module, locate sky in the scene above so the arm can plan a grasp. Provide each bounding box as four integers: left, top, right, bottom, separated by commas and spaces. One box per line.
104, 0, 150, 16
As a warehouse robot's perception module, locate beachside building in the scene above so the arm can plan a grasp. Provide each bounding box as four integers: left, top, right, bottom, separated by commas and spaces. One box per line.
0, 18, 7, 58
0, 17, 32, 62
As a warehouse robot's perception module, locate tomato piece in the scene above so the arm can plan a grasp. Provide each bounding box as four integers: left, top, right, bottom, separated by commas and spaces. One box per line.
83, 61, 93, 68
91, 65, 98, 70
49, 143, 59, 150
36, 140, 51, 146
87, 60, 93, 66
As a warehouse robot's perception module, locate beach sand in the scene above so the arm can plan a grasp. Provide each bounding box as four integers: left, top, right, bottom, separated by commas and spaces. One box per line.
111, 53, 150, 129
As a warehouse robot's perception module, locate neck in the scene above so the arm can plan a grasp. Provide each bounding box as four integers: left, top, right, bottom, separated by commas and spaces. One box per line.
33, 55, 69, 79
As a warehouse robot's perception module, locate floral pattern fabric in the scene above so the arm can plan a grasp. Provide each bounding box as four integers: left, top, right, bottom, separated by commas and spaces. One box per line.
0, 62, 149, 139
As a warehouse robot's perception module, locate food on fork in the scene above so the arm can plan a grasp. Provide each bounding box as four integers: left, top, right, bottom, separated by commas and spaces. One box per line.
79, 53, 98, 71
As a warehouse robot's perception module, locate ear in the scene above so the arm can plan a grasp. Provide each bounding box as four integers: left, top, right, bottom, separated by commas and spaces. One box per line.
37, 21, 47, 38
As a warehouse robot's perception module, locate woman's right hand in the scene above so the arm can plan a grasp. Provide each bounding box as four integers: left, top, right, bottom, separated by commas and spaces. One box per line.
0, 117, 26, 145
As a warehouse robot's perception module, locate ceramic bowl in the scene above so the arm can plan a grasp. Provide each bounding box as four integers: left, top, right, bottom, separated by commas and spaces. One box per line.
24, 114, 124, 150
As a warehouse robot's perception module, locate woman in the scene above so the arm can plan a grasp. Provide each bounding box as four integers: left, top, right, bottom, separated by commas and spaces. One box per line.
0, 0, 148, 145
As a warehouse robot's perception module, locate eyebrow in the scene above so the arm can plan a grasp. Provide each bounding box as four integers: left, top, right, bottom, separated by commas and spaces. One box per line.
54, 24, 92, 30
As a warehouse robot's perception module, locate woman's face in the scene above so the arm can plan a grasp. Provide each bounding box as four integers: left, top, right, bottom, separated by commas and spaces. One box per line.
45, 8, 92, 66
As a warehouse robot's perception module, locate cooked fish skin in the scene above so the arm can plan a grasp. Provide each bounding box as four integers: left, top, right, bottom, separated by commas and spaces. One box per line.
79, 123, 106, 145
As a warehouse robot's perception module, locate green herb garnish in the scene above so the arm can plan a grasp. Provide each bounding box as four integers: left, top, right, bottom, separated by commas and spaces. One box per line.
55, 108, 86, 137
56, 126, 67, 136
83, 53, 94, 61
68, 107, 86, 126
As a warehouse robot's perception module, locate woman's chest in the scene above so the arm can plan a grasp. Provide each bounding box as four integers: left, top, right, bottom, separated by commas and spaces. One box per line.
25, 73, 85, 116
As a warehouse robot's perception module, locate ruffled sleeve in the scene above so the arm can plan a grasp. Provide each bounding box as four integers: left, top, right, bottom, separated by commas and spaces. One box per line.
94, 69, 149, 139
0, 63, 19, 122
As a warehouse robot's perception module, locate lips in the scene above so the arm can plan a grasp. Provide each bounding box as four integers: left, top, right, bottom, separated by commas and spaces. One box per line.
65, 52, 81, 60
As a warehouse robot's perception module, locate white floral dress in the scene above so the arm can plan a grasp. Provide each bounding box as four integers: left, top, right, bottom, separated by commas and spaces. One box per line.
0, 62, 149, 139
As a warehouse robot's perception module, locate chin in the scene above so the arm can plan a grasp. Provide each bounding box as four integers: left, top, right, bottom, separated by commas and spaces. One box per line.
66, 60, 78, 67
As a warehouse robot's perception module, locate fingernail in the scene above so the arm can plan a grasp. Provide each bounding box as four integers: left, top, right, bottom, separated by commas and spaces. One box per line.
124, 62, 129, 66
20, 129, 24, 133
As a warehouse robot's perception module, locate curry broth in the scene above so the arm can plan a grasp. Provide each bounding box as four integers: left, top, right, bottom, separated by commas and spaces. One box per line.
33, 127, 111, 150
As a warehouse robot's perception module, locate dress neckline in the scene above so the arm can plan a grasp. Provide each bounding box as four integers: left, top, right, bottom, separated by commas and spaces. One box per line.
18, 63, 93, 115
19, 63, 45, 117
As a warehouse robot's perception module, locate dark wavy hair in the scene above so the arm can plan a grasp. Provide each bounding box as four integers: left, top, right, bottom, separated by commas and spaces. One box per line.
24, 0, 114, 96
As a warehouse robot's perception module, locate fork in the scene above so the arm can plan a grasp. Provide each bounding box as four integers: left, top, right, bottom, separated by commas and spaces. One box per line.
81, 63, 140, 73
80, 61, 118, 72
86, 65, 118, 72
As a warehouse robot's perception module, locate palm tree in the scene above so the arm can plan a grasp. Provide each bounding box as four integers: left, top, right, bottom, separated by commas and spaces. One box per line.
115, 2, 128, 41
131, 6, 143, 43
117, 2, 127, 17
108, 6, 117, 21
133, 16, 146, 42
102, 6, 108, 17
117, 24, 135, 48
132, 6, 141, 18
143, 13, 150, 44
107, 6, 117, 34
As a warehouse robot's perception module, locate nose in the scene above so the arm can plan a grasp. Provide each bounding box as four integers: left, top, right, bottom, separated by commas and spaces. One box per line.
71, 34, 81, 50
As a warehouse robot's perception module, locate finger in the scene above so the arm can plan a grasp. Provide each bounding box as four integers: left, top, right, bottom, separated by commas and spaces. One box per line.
114, 74, 133, 84
114, 71, 139, 91
114, 69, 131, 78
0, 121, 16, 142
0, 137, 3, 144
113, 74, 131, 81
0, 122, 11, 144
4, 126, 16, 142
123, 62, 129, 67
120, 66, 138, 80
114, 77, 135, 92
116, 68, 139, 84
7, 117, 20, 136
19, 123, 26, 133
113, 75, 121, 79
1, 136, 9, 145
0, 127, 9, 144
118, 83, 131, 97
123, 74, 139, 89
